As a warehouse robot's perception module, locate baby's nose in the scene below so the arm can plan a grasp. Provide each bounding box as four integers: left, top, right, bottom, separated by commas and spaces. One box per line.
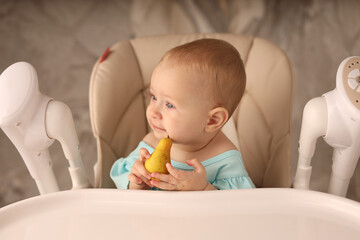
150, 106, 162, 119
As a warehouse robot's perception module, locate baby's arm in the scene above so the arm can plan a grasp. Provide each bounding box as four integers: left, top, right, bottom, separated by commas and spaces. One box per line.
150, 159, 217, 191
128, 148, 153, 190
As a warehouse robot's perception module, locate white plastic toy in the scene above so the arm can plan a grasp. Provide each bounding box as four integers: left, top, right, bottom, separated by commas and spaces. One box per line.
0, 62, 91, 194
294, 56, 360, 197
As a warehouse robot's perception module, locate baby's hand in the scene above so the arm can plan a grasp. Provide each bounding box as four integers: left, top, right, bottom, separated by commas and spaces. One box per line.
150, 159, 209, 191
128, 148, 153, 190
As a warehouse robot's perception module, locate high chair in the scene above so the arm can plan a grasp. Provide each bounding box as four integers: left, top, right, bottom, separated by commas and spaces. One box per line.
3, 33, 360, 240
90, 33, 293, 189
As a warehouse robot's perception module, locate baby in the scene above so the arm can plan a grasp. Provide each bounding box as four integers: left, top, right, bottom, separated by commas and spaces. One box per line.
110, 38, 255, 190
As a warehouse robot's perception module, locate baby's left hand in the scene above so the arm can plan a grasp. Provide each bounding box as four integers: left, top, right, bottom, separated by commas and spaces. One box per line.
150, 159, 209, 191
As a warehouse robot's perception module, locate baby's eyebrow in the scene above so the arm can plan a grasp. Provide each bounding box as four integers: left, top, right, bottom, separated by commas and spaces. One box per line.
148, 87, 177, 104
148, 88, 154, 95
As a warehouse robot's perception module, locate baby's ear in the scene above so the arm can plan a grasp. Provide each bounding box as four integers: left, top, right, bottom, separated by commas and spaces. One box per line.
205, 107, 229, 133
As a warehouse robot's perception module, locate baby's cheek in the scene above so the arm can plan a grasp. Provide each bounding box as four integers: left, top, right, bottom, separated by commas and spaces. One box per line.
167, 128, 186, 142
145, 108, 150, 120
174, 125, 195, 139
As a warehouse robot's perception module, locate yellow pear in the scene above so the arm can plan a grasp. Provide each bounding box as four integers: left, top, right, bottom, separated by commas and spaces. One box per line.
145, 136, 172, 175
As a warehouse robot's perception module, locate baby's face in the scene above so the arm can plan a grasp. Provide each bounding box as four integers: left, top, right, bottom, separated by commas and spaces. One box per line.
146, 64, 214, 144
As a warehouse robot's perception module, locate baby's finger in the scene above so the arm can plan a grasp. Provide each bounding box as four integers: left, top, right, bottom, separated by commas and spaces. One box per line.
139, 148, 151, 161
128, 173, 143, 185
151, 172, 177, 185
140, 175, 154, 187
134, 160, 152, 180
186, 159, 205, 173
150, 179, 177, 191
166, 163, 182, 179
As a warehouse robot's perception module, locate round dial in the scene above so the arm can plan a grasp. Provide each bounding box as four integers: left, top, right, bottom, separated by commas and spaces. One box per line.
343, 57, 360, 110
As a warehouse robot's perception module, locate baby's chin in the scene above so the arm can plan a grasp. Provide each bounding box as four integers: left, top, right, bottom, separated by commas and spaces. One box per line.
153, 129, 169, 140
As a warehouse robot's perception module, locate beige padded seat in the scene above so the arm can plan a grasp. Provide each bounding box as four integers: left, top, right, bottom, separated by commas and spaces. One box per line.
89, 33, 293, 189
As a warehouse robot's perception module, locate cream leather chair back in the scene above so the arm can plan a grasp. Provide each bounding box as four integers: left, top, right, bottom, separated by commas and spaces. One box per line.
89, 33, 293, 188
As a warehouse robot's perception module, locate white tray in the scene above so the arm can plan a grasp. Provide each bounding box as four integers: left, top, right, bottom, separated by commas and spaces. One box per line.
1, 188, 360, 240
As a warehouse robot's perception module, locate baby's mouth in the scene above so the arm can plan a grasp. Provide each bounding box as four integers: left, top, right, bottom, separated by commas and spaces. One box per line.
152, 124, 166, 132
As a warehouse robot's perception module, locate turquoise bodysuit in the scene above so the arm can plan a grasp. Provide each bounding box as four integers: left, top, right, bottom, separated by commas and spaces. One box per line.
110, 141, 255, 190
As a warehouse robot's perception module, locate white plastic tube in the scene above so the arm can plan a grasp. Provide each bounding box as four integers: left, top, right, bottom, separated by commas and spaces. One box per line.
45, 100, 92, 189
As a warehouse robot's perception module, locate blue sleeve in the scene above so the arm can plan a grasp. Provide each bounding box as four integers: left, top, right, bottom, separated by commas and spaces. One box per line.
204, 150, 256, 190
212, 176, 255, 190
110, 144, 142, 189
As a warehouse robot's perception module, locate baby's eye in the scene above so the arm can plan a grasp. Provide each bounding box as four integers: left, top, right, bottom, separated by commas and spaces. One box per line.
166, 103, 175, 109
151, 95, 157, 101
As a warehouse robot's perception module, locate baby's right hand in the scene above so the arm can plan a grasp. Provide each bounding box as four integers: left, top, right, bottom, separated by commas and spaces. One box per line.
128, 148, 152, 190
